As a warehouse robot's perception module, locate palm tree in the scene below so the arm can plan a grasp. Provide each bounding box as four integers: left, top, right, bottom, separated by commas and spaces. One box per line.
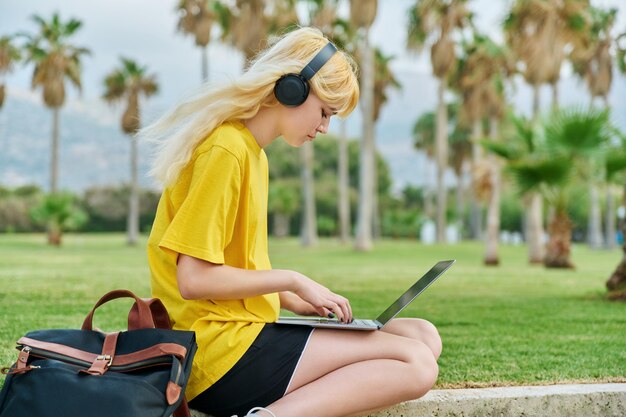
225, 0, 272, 65
323, 16, 354, 244
504, 0, 590, 115
303, 2, 354, 245
603, 138, 626, 250
176, 0, 229, 81
371, 48, 402, 239
486, 109, 613, 268
607, 34, 626, 295
455, 33, 513, 264
0, 36, 21, 109
504, 0, 590, 262
30, 192, 87, 246
22, 13, 90, 195
268, 179, 300, 237
407, 0, 471, 243
413, 103, 471, 230
350, 0, 378, 251
571, 7, 617, 249
103, 58, 158, 245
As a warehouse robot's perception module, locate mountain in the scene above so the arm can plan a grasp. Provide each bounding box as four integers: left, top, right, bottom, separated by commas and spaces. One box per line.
0, 91, 156, 192
1, 69, 625, 194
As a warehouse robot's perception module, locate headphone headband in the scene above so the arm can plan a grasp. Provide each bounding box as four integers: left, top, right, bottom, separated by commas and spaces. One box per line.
274, 41, 338, 107
300, 42, 338, 80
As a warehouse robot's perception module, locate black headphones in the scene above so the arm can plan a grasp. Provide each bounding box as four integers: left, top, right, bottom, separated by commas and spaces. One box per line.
274, 42, 338, 107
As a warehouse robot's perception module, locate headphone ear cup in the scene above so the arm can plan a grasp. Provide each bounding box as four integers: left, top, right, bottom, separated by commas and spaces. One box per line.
274, 74, 310, 107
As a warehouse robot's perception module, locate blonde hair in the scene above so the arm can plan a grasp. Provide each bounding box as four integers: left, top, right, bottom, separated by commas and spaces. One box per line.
141, 26, 360, 186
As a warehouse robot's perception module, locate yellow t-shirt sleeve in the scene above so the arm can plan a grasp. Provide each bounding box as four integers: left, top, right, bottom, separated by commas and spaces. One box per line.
159, 145, 241, 264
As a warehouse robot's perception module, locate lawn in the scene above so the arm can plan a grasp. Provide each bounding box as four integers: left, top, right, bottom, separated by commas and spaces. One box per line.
0, 233, 625, 389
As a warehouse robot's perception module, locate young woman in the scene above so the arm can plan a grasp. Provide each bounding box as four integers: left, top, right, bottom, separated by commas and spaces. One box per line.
142, 27, 441, 417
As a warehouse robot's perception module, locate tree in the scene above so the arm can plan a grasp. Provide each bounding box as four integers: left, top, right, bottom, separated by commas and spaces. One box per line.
486, 109, 613, 268
268, 179, 300, 237
176, 0, 229, 81
103, 58, 158, 245
606, 130, 626, 298
351, 0, 378, 252
0, 36, 21, 109
571, 6, 618, 250
22, 13, 90, 195
413, 103, 471, 231
30, 192, 88, 246
407, 0, 471, 243
504, 0, 590, 262
455, 33, 513, 264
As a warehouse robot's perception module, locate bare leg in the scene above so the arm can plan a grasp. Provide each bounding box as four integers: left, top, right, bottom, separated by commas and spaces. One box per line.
259, 319, 440, 417
379, 318, 442, 359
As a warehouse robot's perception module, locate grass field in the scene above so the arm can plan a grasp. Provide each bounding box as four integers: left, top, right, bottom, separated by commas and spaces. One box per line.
0, 233, 625, 389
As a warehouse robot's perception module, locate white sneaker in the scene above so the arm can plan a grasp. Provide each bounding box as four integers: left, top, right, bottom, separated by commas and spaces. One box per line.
231, 407, 277, 417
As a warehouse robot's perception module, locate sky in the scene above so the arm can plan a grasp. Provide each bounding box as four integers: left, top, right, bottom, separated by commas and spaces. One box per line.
2, 0, 624, 107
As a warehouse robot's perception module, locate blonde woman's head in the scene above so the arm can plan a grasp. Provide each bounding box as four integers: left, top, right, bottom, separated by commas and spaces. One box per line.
142, 26, 359, 186
248, 27, 359, 117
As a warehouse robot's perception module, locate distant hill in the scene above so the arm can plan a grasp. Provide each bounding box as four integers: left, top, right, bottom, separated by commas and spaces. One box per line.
0, 92, 156, 192
1, 69, 624, 194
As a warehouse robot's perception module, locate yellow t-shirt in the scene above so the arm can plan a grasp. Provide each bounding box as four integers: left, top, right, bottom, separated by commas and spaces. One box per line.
147, 121, 280, 401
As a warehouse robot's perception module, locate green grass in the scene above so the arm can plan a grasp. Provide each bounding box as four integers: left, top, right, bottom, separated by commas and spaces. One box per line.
1, 233, 625, 389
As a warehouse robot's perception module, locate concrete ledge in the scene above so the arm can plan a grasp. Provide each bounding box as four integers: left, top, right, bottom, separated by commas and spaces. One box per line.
189, 383, 626, 417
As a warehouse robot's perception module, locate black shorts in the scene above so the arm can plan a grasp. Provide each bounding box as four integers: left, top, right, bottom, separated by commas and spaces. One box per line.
188, 323, 314, 417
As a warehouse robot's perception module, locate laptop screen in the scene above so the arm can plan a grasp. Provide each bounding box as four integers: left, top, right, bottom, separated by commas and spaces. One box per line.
375, 260, 455, 325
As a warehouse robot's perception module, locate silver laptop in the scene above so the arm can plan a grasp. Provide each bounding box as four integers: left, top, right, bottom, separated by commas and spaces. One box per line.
276, 260, 455, 331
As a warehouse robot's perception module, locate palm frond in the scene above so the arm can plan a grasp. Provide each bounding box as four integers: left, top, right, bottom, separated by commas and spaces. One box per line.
605, 150, 626, 182
544, 107, 611, 156
481, 140, 522, 161
507, 156, 572, 195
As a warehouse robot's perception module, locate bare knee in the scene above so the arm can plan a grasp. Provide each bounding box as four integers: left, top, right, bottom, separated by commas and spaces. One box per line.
388, 318, 443, 359
416, 319, 442, 359
401, 341, 439, 400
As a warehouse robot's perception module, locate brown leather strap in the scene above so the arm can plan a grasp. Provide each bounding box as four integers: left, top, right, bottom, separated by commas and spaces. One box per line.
173, 398, 191, 417
128, 298, 172, 330
82, 289, 155, 331
83, 332, 119, 376
17, 337, 188, 365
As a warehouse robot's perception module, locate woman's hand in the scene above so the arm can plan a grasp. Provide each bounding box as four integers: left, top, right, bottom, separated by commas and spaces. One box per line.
286, 270, 353, 323
279, 292, 319, 316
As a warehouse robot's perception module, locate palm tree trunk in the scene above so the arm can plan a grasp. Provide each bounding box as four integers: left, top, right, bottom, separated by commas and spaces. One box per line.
273, 213, 290, 238
373, 160, 381, 240
201, 45, 209, 82
469, 119, 483, 240
551, 82, 559, 112
528, 83, 544, 263
588, 183, 604, 249
50, 108, 60, 193
47, 220, 62, 246
47, 108, 61, 245
532, 83, 540, 123
300, 141, 318, 247
484, 117, 500, 265
456, 163, 466, 238
605, 187, 615, 249
435, 78, 448, 243
338, 119, 351, 244
527, 193, 544, 264
607, 184, 626, 292
127, 136, 139, 246
544, 209, 574, 268
355, 31, 375, 251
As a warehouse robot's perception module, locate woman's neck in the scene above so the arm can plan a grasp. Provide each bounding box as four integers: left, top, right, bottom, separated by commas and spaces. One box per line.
243, 107, 281, 148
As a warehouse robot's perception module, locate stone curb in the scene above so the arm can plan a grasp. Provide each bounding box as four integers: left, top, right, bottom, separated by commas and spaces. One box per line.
366, 383, 626, 417
189, 383, 626, 417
